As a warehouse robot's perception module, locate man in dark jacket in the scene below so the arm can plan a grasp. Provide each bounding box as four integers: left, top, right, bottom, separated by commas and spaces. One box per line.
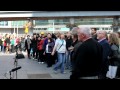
70, 27, 103, 79
31, 34, 38, 60
66, 32, 73, 69
97, 30, 111, 79
91, 28, 98, 41
25, 35, 32, 59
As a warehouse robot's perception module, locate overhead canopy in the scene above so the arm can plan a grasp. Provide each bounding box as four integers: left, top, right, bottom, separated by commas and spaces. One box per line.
0, 11, 120, 21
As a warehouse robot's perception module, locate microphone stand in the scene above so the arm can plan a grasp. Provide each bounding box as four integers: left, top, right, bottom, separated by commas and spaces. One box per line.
10, 71, 12, 79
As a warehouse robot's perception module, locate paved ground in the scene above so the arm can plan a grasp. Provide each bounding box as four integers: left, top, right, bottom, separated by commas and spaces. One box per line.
0, 52, 71, 79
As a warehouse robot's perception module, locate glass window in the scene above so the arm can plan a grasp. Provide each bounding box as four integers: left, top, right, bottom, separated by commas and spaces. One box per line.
35, 20, 48, 25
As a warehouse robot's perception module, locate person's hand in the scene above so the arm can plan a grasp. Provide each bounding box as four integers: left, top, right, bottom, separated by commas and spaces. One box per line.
43, 52, 45, 55
51, 52, 55, 56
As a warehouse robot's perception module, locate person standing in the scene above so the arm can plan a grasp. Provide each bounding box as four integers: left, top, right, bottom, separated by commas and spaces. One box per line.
31, 34, 38, 60
108, 32, 120, 78
37, 36, 44, 64
52, 34, 67, 74
5, 34, 10, 54
70, 27, 103, 79
0, 37, 3, 52
25, 35, 32, 59
44, 38, 54, 67
91, 28, 98, 41
65, 32, 73, 69
97, 30, 111, 79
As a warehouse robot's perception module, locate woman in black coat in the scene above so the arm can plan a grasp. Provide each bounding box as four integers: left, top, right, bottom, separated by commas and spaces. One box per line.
108, 32, 120, 78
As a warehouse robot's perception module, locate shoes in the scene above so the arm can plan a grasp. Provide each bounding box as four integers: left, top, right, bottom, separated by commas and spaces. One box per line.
41, 62, 44, 64
47, 66, 52, 68
61, 72, 67, 74
38, 62, 41, 64
54, 71, 58, 74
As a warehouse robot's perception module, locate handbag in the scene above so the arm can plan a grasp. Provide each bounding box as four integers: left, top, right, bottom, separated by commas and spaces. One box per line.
106, 65, 118, 79
16, 52, 25, 59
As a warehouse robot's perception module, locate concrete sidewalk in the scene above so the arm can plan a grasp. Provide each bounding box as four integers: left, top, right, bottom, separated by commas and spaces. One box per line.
0, 52, 71, 79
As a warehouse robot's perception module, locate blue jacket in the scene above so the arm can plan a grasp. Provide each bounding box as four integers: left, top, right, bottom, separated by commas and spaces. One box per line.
43, 38, 55, 51
99, 39, 111, 61
99, 39, 111, 72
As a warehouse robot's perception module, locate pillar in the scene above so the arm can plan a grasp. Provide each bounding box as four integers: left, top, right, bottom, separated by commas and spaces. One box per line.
28, 19, 34, 35
113, 16, 119, 32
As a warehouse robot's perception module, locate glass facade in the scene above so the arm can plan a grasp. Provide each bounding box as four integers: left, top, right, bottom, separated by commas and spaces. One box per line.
74, 18, 113, 25
11, 21, 27, 26
35, 19, 70, 26
0, 21, 8, 26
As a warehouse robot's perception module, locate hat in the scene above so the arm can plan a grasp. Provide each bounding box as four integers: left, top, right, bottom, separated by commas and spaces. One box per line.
41, 32, 44, 35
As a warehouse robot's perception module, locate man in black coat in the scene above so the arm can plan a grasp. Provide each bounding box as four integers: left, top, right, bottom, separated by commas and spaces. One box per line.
31, 34, 38, 60
70, 27, 103, 79
91, 28, 98, 41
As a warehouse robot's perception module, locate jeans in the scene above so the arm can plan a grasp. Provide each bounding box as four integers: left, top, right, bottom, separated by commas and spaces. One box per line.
65, 51, 71, 69
54, 53, 66, 73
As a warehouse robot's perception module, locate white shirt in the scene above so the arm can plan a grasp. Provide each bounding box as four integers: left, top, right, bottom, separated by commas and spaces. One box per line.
55, 39, 66, 53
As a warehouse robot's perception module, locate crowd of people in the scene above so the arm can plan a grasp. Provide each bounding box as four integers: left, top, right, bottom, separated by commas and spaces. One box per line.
0, 34, 25, 54
0, 27, 120, 79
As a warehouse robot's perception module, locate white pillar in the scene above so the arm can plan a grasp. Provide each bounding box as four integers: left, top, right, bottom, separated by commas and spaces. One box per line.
53, 21, 55, 33
14, 24, 16, 39
17, 24, 18, 38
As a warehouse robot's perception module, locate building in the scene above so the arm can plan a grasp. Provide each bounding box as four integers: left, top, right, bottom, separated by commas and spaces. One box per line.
0, 11, 120, 35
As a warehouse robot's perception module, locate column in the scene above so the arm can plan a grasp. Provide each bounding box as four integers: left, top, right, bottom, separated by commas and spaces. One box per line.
69, 18, 75, 30
113, 16, 119, 32
17, 24, 18, 38
53, 21, 55, 33
70, 18, 75, 25
28, 20, 33, 35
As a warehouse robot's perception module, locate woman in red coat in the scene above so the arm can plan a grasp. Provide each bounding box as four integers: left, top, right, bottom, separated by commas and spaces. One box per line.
37, 36, 44, 64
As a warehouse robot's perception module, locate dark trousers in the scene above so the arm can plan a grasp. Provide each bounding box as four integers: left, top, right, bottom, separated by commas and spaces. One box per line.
46, 53, 53, 67
27, 49, 31, 58
11, 45, 14, 53
38, 50, 44, 62
4, 46, 6, 53
33, 49, 37, 59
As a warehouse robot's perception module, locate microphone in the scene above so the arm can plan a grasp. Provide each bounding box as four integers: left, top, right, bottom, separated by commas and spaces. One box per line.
10, 66, 22, 73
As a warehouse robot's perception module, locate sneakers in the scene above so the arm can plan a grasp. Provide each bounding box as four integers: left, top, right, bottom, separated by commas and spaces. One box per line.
54, 71, 58, 74
38, 62, 41, 64
61, 72, 67, 74
41, 62, 44, 64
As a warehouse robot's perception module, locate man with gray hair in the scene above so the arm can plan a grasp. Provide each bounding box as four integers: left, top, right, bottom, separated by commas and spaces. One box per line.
70, 27, 103, 79
97, 30, 111, 79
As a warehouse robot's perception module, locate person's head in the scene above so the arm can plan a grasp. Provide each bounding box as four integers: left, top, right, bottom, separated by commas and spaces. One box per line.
72, 34, 78, 40
37, 36, 41, 40
71, 27, 80, 35
108, 32, 119, 45
67, 32, 71, 38
60, 34, 65, 40
33, 34, 36, 38
91, 28, 97, 35
27, 35, 30, 39
97, 30, 107, 40
47, 33, 52, 39
77, 27, 91, 42
48, 38, 53, 43
56, 32, 61, 38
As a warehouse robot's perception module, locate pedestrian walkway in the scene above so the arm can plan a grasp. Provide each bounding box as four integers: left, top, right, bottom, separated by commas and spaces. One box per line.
0, 52, 71, 79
